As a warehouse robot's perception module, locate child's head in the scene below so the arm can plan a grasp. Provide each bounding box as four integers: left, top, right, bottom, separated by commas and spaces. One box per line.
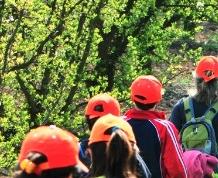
88, 114, 137, 178
130, 75, 162, 110
85, 93, 120, 130
15, 125, 87, 178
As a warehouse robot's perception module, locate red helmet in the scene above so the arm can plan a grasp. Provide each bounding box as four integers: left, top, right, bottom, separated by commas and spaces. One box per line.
195, 56, 218, 82
130, 75, 162, 104
18, 126, 83, 174
85, 93, 120, 119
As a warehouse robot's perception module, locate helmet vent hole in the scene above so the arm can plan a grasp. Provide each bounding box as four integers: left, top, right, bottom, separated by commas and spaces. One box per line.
104, 126, 120, 135
135, 95, 146, 100
204, 70, 214, 77
94, 104, 104, 112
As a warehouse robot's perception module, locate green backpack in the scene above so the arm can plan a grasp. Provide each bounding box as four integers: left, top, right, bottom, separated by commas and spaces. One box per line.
180, 97, 218, 156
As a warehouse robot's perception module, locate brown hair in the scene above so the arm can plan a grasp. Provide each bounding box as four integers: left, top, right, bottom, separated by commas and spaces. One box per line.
89, 142, 107, 177
105, 130, 137, 178
134, 101, 156, 111
86, 116, 99, 130
89, 130, 137, 178
194, 78, 218, 105
13, 152, 79, 178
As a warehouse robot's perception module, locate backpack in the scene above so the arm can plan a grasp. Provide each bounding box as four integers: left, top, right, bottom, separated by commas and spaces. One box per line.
180, 97, 218, 156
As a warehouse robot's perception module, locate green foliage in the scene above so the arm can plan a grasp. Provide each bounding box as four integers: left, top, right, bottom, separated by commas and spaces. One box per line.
203, 32, 218, 52
0, 0, 218, 170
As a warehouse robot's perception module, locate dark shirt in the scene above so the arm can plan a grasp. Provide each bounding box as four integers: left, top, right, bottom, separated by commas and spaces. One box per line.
79, 138, 91, 167
127, 118, 162, 178
136, 152, 152, 178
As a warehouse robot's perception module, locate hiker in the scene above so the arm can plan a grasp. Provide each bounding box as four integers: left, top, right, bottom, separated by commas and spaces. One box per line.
81, 93, 150, 178
80, 93, 120, 166
88, 114, 151, 178
14, 125, 88, 178
124, 75, 187, 178
169, 56, 218, 153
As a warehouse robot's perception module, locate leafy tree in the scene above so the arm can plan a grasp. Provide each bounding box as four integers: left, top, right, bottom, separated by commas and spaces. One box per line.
0, 0, 217, 169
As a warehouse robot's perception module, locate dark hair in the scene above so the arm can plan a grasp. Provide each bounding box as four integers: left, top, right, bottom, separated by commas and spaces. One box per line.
194, 78, 218, 105
89, 142, 107, 177
134, 101, 156, 111
86, 116, 100, 130
105, 130, 137, 178
13, 152, 80, 178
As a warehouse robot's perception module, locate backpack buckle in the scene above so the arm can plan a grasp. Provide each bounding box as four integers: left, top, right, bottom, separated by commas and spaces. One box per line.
193, 126, 198, 134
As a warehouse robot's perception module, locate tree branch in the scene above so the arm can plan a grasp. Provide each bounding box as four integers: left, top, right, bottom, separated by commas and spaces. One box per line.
160, 3, 218, 9
8, 0, 67, 72
38, 67, 51, 96
0, 0, 5, 26
2, 9, 23, 74
120, 0, 137, 16
45, 0, 57, 26
61, 1, 108, 112
77, 13, 86, 38
67, 0, 85, 16
162, 69, 190, 85
16, 73, 43, 122
61, 25, 95, 112
0, 97, 4, 117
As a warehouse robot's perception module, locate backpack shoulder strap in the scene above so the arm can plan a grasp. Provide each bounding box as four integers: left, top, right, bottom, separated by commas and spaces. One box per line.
204, 101, 218, 123
183, 97, 195, 122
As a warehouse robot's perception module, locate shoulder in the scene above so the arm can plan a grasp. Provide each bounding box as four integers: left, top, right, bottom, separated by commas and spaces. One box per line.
153, 119, 175, 128
152, 119, 179, 136
136, 152, 152, 178
170, 98, 187, 119
173, 98, 186, 109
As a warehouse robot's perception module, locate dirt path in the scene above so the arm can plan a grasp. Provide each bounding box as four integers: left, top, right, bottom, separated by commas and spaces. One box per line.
158, 79, 196, 117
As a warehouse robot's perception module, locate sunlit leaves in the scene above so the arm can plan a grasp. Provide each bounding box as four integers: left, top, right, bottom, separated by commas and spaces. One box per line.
0, 0, 218, 169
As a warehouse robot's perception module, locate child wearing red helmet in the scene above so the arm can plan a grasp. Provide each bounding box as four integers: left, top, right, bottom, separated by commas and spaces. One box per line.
88, 114, 150, 178
14, 125, 88, 178
124, 75, 188, 178
79, 93, 121, 166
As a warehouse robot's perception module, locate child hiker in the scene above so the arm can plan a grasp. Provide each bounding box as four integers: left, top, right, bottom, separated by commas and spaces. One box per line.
14, 125, 88, 178
88, 114, 151, 178
124, 75, 187, 178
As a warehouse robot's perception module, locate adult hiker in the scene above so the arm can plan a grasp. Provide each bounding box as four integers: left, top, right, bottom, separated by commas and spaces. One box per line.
124, 75, 187, 178
88, 114, 151, 178
170, 56, 218, 176
14, 125, 88, 178
169, 56, 218, 154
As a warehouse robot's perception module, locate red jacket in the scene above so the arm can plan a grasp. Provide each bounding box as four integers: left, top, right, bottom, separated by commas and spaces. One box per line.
125, 108, 188, 178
